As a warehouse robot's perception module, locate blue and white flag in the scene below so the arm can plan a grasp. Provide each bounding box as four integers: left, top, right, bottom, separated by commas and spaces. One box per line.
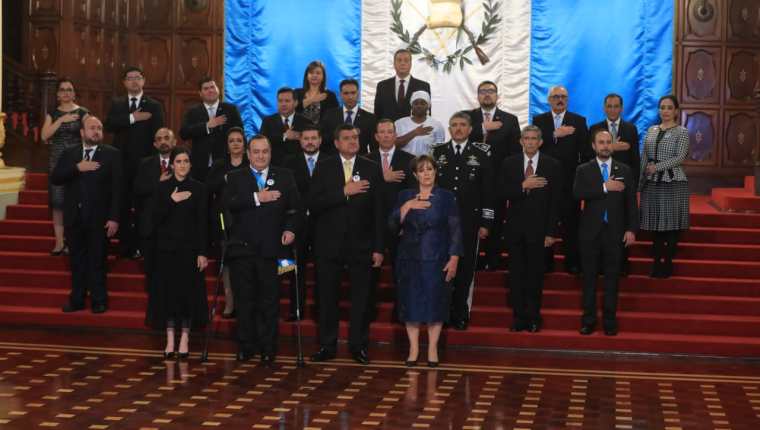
225, 0, 673, 141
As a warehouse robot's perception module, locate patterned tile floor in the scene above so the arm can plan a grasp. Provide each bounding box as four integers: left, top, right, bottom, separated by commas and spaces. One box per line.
0, 327, 759, 429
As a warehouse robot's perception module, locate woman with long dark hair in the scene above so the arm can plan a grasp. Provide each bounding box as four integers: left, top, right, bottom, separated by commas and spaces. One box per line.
146, 146, 209, 359
294, 60, 338, 124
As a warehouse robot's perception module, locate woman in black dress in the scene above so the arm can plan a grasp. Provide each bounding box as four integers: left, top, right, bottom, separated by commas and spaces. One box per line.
206, 127, 248, 318
41, 78, 89, 255
147, 146, 209, 359
390, 155, 463, 367
294, 60, 339, 124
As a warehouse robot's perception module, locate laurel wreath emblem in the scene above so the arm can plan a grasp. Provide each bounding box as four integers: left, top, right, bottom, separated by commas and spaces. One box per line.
390, 0, 502, 73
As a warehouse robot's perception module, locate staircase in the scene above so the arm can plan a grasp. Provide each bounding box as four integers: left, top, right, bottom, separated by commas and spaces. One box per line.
2, 173, 760, 357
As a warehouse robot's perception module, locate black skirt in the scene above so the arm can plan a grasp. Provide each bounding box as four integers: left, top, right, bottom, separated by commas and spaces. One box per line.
145, 248, 209, 330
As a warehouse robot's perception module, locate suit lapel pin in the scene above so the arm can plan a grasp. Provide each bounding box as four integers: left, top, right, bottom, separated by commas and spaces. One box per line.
352, 174, 361, 182
266, 178, 275, 186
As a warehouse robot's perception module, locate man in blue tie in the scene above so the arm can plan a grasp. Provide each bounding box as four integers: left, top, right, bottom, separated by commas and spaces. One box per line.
283, 125, 323, 321
224, 135, 302, 366
573, 129, 637, 336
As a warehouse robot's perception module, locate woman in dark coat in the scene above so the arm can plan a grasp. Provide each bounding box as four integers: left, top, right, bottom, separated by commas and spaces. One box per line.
390, 154, 463, 367
147, 146, 209, 359
206, 127, 248, 318
294, 60, 338, 124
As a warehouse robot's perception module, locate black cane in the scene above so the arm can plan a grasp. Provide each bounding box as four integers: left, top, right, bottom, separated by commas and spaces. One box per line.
292, 245, 306, 368
201, 213, 228, 362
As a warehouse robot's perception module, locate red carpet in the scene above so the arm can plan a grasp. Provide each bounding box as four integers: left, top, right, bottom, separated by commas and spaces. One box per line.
2, 173, 760, 357
711, 176, 760, 212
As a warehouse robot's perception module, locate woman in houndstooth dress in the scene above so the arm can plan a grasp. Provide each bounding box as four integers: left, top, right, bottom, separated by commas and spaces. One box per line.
639, 95, 690, 278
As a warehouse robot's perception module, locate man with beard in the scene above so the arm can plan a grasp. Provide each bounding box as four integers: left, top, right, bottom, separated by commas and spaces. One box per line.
282, 125, 323, 321
466, 80, 521, 271
574, 129, 637, 336
532, 85, 589, 274
432, 112, 495, 330
179, 76, 243, 181
51, 116, 122, 314
134, 127, 177, 287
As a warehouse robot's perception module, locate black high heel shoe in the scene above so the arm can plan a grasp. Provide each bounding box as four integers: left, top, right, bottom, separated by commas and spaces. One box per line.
163, 351, 175, 359
427, 361, 439, 368
405, 359, 418, 367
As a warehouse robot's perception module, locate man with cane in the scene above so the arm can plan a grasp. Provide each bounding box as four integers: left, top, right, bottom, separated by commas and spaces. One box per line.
224, 135, 302, 366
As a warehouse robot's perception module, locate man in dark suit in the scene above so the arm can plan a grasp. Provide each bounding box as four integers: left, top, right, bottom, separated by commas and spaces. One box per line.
105, 66, 164, 259
574, 129, 637, 336
259, 87, 312, 167
133, 127, 176, 285
373, 48, 431, 121
179, 76, 243, 181
321, 79, 377, 155
225, 135, 302, 366
433, 112, 495, 330
466, 80, 521, 271
499, 125, 561, 333
532, 85, 590, 275
51, 116, 122, 314
367, 119, 415, 263
309, 124, 385, 365
282, 125, 323, 321
588, 93, 640, 276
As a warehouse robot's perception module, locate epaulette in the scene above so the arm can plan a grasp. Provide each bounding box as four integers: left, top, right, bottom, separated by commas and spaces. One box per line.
472, 141, 491, 155
431, 142, 448, 150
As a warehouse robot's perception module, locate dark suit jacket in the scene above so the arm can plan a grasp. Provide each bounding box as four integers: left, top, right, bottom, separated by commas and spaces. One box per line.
259, 112, 312, 167
532, 110, 590, 187
589, 119, 640, 189
133, 154, 164, 238
179, 101, 243, 181
50, 144, 122, 227
282, 152, 315, 200
104, 95, 164, 170
573, 159, 638, 241
225, 166, 302, 259
500, 152, 561, 243
366, 148, 416, 219
373, 76, 431, 121
320, 107, 378, 155
308, 155, 385, 259
467, 107, 521, 167
294, 88, 339, 123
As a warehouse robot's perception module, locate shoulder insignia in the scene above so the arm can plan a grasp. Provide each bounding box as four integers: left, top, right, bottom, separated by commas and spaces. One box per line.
472, 142, 491, 153
431, 142, 449, 150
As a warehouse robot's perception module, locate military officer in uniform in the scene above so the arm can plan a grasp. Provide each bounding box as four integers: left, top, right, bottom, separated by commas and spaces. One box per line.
432, 111, 495, 330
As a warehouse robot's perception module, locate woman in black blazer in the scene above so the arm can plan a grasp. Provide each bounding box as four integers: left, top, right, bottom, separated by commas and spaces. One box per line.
294, 60, 338, 124
146, 146, 209, 359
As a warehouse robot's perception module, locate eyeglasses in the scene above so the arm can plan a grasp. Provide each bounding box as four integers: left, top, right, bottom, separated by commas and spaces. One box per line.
478, 88, 497, 95
550, 94, 568, 100
124, 76, 144, 81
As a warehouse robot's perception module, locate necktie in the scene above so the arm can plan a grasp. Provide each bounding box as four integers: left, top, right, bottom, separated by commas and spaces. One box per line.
601, 163, 609, 222
397, 79, 405, 103
160, 159, 168, 173
129, 97, 137, 113
84, 149, 93, 161
283, 117, 290, 130
609, 121, 618, 141
483, 112, 491, 139
253, 170, 266, 189
454, 144, 462, 157
525, 159, 534, 177
382, 152, 390, 170
207, 106, 215, 119
343, 160, 352, 184
307, 157, 315, 176
553, 114, 562, 130
345, 110, 353, 125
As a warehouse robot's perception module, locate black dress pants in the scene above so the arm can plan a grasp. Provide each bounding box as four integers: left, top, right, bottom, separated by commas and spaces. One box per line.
316, 254, 372, 352
508, 237, 546, 327
229, 256, 279, 355
65, 211, 108, 307
579, 224, 623, 330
